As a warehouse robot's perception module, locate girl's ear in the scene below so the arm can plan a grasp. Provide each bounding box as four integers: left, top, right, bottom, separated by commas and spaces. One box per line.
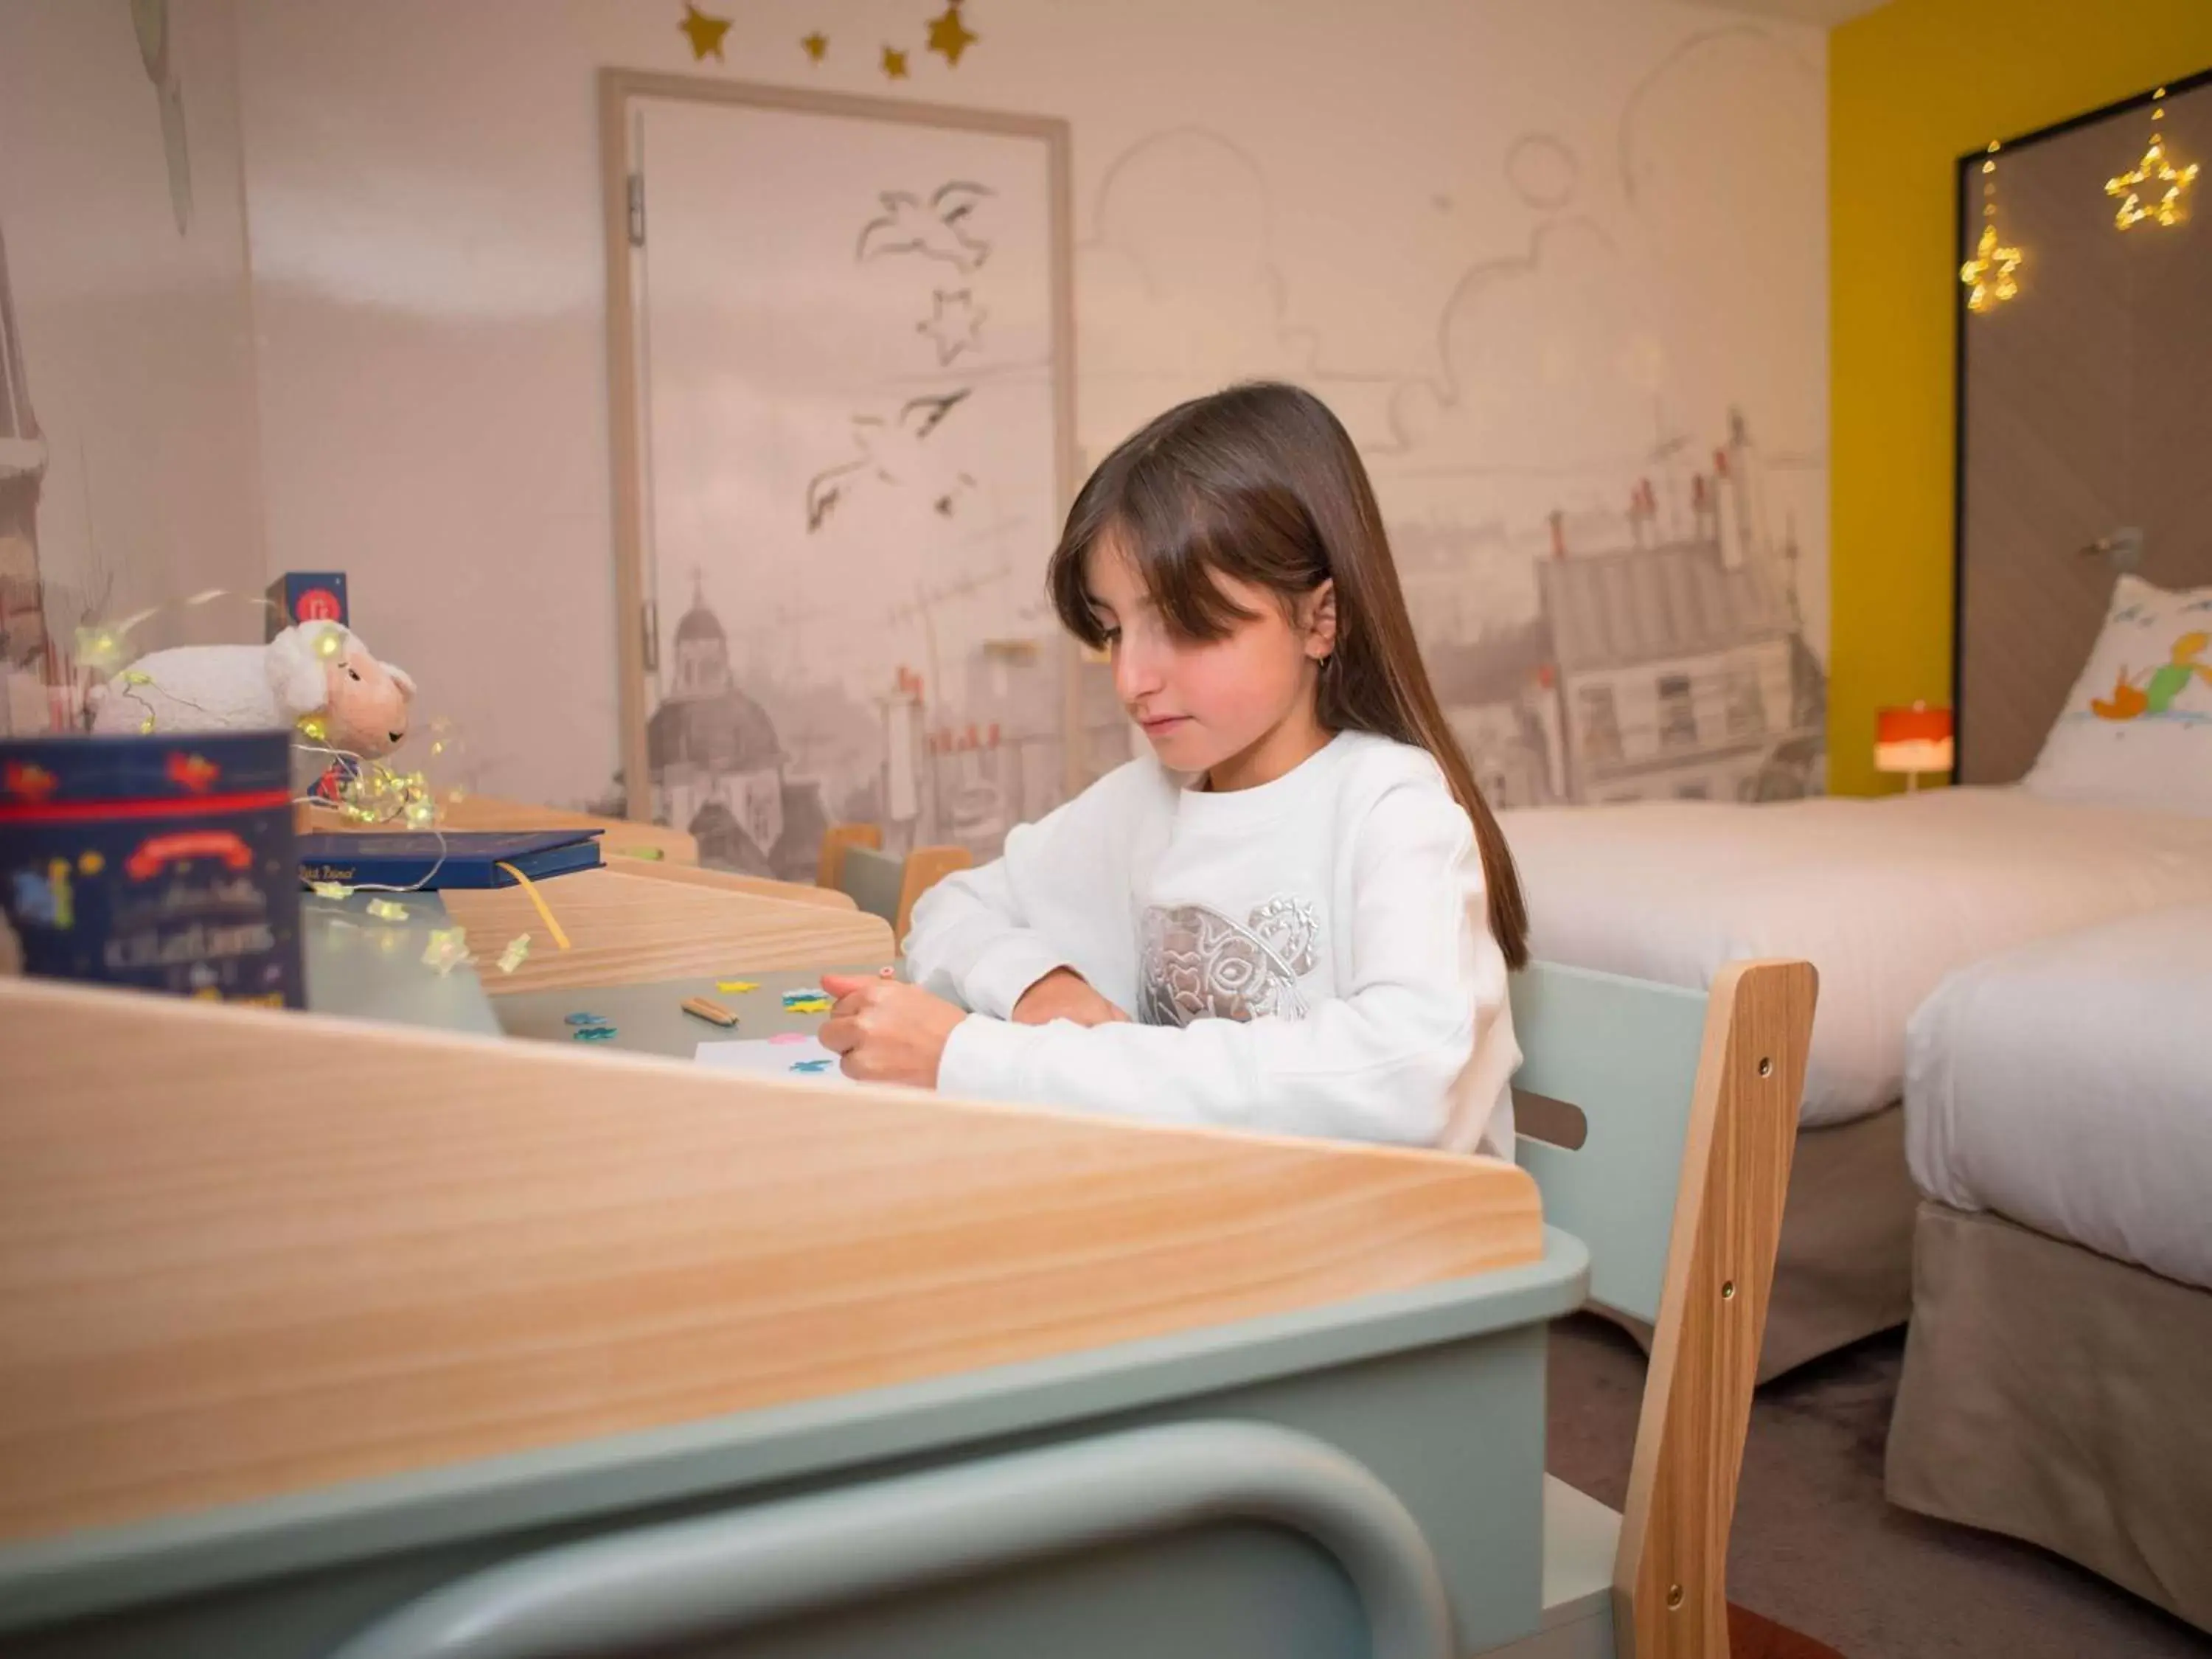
1304, 580, 1339, 662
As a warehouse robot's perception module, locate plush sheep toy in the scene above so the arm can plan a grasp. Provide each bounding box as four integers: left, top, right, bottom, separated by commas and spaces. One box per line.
87, 622, 415, 786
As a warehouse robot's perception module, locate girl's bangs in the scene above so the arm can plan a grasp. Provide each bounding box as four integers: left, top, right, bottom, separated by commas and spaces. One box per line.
1052, 482, 1265, 647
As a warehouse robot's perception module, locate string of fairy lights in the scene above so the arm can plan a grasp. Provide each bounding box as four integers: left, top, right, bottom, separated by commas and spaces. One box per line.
1964, 83, 2200, 317
62, 588, 529, 979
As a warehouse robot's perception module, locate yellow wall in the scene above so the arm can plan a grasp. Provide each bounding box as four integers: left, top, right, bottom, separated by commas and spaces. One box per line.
1828, 0, 2212, 793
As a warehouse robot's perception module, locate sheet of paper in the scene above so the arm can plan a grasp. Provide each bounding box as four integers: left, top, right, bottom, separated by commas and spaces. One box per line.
694, 1036, 855, 1086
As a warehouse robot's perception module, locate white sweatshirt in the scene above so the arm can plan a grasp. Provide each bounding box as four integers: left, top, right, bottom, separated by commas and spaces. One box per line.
905, 729, 1520, 1158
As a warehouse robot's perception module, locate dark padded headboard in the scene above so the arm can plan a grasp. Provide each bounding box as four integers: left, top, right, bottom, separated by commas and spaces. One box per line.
1955, 68, 2212, 784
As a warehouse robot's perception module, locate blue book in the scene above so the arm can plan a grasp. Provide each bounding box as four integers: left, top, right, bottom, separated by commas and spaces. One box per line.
297, 829, 603, 891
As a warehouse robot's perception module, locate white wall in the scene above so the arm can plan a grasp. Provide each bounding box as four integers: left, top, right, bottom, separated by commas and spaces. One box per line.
0, 0, 265, 714
234, 0, 1827, 807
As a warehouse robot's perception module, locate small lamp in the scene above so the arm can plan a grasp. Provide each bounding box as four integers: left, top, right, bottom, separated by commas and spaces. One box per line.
1875, 702, 1954, 792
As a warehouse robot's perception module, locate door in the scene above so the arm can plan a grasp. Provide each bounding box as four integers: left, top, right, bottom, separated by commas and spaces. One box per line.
605, 75, 1076, 877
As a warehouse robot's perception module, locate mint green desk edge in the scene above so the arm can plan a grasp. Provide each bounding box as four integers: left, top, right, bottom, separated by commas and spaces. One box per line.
302, 891, 501, 1037
0, 1231, 1587, 1633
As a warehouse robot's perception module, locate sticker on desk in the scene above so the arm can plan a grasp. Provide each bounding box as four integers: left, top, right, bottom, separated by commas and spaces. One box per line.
695, 1035, 855, 1086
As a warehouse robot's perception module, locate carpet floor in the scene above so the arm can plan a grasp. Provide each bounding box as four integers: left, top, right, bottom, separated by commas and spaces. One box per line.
1728, 1602, 1847, 1658
1546, 1315, 2212, 1658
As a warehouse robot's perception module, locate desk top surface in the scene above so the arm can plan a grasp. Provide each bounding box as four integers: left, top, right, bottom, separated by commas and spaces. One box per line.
495, 967, 886, 1057
304, 889, 883, 1056
302, 860, 896, 1043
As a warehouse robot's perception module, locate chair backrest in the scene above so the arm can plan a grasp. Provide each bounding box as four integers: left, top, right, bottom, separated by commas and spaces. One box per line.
837, 844, 973, 945
1509, 963, 1709, 1326
838, 846, 906, 929
816, 822, 883, 892
1512, 956, 1817, 1659
895, 846, 971, 940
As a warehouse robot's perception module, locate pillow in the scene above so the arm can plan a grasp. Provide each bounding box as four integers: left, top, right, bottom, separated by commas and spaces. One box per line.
2023, 573, 2212, 813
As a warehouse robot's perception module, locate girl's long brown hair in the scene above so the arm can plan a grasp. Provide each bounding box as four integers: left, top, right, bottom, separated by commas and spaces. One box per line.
1046, 380, 1529, 969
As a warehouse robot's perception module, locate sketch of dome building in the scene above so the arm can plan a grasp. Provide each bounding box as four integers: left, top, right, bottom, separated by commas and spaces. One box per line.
647, 580, 826, 877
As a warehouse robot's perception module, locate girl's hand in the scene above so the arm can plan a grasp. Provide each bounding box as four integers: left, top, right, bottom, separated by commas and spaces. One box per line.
1012, 967, 1131, 1028
818, 973, 968, 1087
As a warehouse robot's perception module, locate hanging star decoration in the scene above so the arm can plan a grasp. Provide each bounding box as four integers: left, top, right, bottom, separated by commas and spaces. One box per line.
678, 2, 733, 62
801, 31, 829, 63
926, 2, 978, 67
2106, 97, 2199, 230
1960, 223, 2023, 314
1960, 146, 2021, 315
882, 45, 910, 79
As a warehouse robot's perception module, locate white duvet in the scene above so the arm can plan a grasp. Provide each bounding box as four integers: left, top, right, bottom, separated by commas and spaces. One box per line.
1905, 902, 2212, 1293
1500, 787, 2212, 1127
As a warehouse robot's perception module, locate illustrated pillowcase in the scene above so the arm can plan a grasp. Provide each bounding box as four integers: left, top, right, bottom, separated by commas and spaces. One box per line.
2023, 574, 2212, 814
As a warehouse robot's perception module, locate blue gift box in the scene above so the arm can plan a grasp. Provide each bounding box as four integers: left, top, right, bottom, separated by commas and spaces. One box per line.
0, 728, 305, 1008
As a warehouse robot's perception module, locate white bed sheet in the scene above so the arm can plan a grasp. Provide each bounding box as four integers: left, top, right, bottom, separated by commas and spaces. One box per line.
1499, 787, 2212, 1127
1904, 902, 2212, 1293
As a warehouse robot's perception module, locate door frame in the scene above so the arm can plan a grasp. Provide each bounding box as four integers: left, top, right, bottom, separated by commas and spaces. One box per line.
597, 69, 1079, 824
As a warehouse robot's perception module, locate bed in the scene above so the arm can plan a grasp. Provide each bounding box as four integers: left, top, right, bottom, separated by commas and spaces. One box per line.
1499, 785, 2212, 1377
1884, 901, 2212, 1633
1880, 69, 2212, 1627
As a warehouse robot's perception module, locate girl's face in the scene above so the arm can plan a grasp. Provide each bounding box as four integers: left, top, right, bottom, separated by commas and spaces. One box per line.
1085, 537, 1336, 790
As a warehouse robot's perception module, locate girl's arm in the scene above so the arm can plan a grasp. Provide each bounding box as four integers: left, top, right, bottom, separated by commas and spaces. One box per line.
935, 782, 1515, 1150
902, 764, 1144, 1018
902, 857, 1076, 1019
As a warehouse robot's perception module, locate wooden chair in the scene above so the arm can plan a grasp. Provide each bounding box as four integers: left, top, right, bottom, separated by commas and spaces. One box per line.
835, 841, 974, 943
815, 821, 883, 892
1500, 957, 1816, 1659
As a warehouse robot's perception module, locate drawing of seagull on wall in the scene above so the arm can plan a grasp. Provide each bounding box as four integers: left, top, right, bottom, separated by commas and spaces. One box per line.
856, 182, 993, 272
804, 390, 971, 531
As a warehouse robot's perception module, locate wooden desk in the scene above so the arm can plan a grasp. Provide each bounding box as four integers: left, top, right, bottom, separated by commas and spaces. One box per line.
605, 854, 856, 911
441, 866, 893, 995
428, 792, 700, 866
302, 887, 866, 1060
0, 864, 1587, 1659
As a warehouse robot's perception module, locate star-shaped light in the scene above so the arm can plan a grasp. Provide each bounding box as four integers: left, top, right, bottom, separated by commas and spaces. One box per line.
882, 44, 909, 79
926, 2, 978, 67
1959, 223, 2022, 313
678, 2, 732, 61
801, 31, 829, 63
2106, 133, 2199, 229
421, 927, 472, 977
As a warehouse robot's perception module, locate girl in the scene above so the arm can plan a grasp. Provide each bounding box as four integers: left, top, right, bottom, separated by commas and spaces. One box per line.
820, 380, 1529, 1156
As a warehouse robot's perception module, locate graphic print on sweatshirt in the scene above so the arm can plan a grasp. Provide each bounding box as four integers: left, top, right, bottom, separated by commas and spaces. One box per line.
1139, 894, 1320, 1024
